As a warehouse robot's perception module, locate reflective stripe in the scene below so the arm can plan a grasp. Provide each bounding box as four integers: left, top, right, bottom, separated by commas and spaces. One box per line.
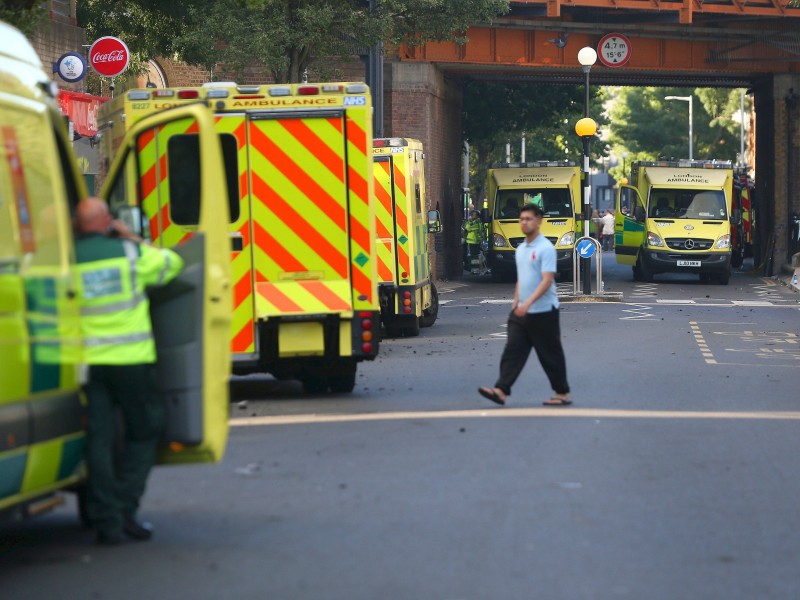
156, 250, 173, 285
79, 294, 147, 316
82, 332, 153, 347
123, 240, 139, 292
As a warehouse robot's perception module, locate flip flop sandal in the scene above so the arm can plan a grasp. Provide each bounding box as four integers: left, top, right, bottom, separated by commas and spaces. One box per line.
478, 387, 506, 406
543, 397, 572, 406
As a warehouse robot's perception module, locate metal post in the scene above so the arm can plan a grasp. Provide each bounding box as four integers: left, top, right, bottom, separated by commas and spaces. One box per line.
367, 0, 383, 138
581, 68, 591, 294
688, 95, 693, 160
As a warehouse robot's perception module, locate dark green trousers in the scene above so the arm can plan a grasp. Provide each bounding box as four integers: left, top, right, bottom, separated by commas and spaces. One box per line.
84, 364, 163, 535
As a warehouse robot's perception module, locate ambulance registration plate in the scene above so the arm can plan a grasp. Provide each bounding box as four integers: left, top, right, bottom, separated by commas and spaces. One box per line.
677, 260, 701, 267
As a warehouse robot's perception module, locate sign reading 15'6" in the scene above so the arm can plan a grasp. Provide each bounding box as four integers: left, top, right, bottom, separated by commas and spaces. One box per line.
598, 33, 631, 68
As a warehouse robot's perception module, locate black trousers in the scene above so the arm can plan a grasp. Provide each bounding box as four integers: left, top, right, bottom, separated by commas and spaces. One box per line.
495, 308, 570, 397
84, 364, 163, 535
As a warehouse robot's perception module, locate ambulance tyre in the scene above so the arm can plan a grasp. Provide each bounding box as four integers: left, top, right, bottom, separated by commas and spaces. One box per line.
419, 283, 439, 328
636, 255, 653, 282
329, 360, 357, 394
302, 375, 329, 394
717, 269, 730, 285
731, 248, 743, 268
403, 315, 420, 337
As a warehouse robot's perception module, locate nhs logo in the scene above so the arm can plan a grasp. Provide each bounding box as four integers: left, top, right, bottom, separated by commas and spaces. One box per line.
344, 96, 366, 106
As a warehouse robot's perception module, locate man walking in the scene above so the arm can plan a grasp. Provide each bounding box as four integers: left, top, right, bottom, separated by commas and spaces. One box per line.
75, 197, 184, 545
478, 203, 571, 407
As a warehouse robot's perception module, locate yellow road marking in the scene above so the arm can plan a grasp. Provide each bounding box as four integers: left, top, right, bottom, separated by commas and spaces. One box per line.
230, 408, 800, 428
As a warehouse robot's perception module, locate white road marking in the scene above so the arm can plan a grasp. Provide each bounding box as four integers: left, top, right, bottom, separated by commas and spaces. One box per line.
231, 408, 800, 428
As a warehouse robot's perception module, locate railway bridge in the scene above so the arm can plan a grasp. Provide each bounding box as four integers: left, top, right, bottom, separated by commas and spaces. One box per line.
378, 0, 800, 278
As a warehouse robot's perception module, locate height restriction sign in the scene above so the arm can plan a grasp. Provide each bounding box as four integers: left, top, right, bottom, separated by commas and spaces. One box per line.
598, 33, 631, 67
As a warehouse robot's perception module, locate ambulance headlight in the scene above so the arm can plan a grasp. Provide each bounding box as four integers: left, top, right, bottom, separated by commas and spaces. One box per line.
492, 233, 509, 248
646, 231, 664, 247
558, 231, 575, 247
715, 234, 731, 249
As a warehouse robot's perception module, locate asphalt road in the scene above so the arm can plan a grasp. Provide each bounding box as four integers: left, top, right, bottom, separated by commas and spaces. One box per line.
3, 254, 799, 600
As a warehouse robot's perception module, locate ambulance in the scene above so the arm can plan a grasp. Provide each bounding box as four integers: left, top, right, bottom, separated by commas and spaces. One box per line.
97, 82, 380, 393
372, 138, 441, 337
0, 21, 232, 522
485, 162, 581, 282
615, 160, 738, 284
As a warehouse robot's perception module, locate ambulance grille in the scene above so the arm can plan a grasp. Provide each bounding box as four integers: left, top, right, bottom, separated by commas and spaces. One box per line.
665, 238, 714, 251
509, 237, 525, 248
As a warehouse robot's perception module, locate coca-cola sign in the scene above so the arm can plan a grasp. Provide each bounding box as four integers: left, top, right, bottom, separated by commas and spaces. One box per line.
88, 36, 130, 77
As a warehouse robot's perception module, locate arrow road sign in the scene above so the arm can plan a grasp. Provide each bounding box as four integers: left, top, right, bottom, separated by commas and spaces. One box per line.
577, 239, 596, 258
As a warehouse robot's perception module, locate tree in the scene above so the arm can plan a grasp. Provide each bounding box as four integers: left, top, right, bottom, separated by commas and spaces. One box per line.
78, 0, 510, 84
0, 0, 47, 36
462, 81, 607, 202
606, 86, 748, 182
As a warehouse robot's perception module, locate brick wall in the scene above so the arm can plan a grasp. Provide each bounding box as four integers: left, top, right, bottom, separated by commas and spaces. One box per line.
384, 61, 464, 280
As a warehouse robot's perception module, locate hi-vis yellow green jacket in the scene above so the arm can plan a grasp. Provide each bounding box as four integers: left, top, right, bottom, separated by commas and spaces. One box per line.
75, 234, 184, 364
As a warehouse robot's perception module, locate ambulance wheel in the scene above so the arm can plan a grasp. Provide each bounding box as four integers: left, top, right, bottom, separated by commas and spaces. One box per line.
636, 255, 653, 282
302, 376, 328, 394
329, 361, 357, 394
419, 283, 438, 328
717, 270, 730, 285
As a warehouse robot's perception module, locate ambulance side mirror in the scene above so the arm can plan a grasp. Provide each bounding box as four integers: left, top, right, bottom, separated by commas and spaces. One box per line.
427, 209, 442, 233
730, 209, 742, 226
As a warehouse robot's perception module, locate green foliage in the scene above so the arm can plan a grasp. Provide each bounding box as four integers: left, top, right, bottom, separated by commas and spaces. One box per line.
606, 86, 748, 182
78, 0, 510, 84
463, 81, 607, 200
0, 1, 47, 36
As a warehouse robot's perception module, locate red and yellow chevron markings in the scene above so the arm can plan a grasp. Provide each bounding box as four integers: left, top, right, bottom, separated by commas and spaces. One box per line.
374, 159, 395, 283
216, 115, 256, 353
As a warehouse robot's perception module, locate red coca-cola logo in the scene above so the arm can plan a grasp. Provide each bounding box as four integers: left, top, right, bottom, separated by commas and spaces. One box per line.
89, 36, 130, 77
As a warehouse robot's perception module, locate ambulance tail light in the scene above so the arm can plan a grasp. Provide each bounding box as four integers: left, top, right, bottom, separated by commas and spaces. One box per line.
715, 234, 731, 249
152, 90, 175, 98
357, 311, 377, 354
322, 84, 343, 93
402, 291, 412, 314
298, 85, 319, 96
177, 90, 199, 99
647, 231, 665, 247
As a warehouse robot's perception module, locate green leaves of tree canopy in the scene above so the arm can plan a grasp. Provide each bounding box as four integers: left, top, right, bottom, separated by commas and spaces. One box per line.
78, 0, 510, 83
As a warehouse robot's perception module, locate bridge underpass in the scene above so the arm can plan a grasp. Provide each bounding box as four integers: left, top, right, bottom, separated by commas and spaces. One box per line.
377, 1, 800, 279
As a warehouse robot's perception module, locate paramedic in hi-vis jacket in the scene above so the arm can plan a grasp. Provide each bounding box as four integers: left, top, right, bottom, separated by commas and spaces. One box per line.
75, 197, 184, 546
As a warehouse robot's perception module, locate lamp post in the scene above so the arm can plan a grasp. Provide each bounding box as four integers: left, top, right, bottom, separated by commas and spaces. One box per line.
622, 151, 627, 179
665, 95, 693, 160
577, 46, 597, 294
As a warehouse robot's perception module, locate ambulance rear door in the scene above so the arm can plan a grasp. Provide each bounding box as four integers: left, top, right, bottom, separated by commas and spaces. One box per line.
373, 154, 400, 285
245, 109, 366, 322
101, 104, 233, 464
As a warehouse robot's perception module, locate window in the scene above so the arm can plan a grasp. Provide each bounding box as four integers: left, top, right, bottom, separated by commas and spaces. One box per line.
168, 133, 240, 225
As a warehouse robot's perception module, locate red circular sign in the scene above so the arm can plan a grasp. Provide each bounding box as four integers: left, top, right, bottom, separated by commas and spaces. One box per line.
597, 33, 632, 68
89, 36, 130, 77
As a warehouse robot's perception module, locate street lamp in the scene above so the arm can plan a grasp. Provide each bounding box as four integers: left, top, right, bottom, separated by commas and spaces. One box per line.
576, 47, 597, 294
665, 95, 693, 160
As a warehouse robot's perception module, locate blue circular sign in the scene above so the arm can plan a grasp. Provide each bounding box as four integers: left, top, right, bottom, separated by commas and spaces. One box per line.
56, 52, 87, 83
576, 239, 596, 258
